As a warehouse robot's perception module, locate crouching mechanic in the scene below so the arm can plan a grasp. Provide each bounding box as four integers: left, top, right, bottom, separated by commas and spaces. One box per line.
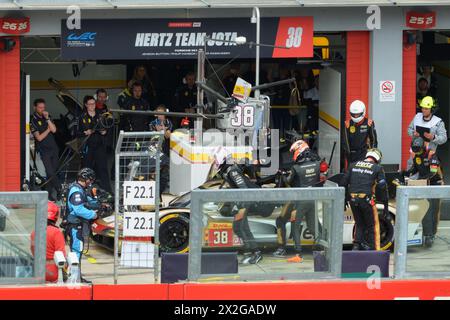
65, 168, 99, 283
273, 140, 321, 261
214, 152, 269, 265
402, 137, 444, 247
31, 201, 66, 283
340, 148, 389, 251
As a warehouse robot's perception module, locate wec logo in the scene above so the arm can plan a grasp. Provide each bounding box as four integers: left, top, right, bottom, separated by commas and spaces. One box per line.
67, 32, 97, 41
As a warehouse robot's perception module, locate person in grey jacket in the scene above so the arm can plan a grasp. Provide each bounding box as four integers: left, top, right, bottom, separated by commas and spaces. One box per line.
408, 96, 447, 151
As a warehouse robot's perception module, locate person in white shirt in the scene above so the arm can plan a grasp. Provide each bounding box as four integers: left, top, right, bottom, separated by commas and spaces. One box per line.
408, 96, 447, 152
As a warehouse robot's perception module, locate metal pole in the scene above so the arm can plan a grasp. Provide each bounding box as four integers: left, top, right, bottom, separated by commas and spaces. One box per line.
113, 132, 123, 285
394, 187, 409, 279
153, 133, 161, 283
196, 49, 205, 145
25, 75, 31, 182
252, 7, 261, 99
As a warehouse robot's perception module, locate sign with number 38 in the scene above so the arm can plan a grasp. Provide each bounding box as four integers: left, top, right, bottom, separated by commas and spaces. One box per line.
272, 17, 313, 58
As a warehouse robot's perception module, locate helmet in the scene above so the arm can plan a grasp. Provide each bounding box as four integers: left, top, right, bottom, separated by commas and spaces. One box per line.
290, 139, 310, 162
365, 148, 382, 163
77, 167, 96, 182
349, 100, 366, 123
420, 96, 434, 109
47, 201, 59, 222
411, 136, 425, 153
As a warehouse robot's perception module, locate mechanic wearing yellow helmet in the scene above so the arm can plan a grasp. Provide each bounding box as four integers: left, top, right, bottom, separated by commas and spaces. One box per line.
408, 96, 447, 151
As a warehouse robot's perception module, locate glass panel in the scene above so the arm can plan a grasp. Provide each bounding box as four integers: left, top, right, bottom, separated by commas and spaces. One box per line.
406, 197, 450, 273
199, 199, 332, 279
0, 204, 36, 279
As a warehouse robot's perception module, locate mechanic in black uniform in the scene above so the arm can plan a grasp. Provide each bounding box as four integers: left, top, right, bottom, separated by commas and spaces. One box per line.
78, 95, 111, 193
214, 152, 267, 265
122, 81, 152, 131
343, 100, 378, 166
340, 148, 389, 251
273, 140, 321, 260
30, 98, 62, 201
402, 137, 444, 247
173, 72, 199, 128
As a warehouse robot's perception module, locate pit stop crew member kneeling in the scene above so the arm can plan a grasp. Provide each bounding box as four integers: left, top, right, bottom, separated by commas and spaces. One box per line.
273, 140, 321, 261
340, 148, 389, 251
402, 137, 444, 248
31, 201, 66, 283
214, 153, 267, 265
343, 100, 378, 165
65, 168, 99, 283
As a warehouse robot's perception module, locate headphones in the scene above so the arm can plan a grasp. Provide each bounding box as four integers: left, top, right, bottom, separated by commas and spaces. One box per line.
94, 89, 109, 101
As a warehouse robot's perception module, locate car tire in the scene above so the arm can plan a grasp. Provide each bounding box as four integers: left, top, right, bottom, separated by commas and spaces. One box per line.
350, 212, 395, 251
159, 213, 190, 253
379, 213, 395, 251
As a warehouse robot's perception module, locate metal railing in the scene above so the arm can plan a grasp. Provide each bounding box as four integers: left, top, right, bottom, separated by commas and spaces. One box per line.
0, 192, 47, 284
188, 186, 345, 281
114, 131, 163, 284
394, 185, 450, 279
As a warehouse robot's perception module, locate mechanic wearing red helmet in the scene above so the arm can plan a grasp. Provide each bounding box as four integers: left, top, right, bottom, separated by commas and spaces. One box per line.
30, 201, 66, 282
273, 140, 321, 260
340, 148, 389, 251
343, 100, 378, 166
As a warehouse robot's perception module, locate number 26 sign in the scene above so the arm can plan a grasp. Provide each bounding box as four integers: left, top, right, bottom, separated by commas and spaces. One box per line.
123, 181, 156, 206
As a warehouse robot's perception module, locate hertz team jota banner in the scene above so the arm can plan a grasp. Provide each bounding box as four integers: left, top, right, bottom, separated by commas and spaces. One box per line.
61, 17, 313, 60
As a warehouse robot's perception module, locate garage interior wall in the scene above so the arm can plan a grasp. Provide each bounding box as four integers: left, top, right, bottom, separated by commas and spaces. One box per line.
0, 37, 20, 191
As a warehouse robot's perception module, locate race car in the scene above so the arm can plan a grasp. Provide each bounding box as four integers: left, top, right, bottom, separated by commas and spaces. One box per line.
91, 170, 429, 253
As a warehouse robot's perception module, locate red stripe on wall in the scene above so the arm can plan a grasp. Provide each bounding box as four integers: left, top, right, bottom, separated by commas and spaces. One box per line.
346, 32, 370, 120
0, 36, 21, 191
402, 35, 417, 169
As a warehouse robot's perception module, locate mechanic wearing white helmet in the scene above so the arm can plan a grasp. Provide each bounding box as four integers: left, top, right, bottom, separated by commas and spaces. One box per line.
408, 96, 447, 152
340, 148, 389, 251
343, 100, 378, 166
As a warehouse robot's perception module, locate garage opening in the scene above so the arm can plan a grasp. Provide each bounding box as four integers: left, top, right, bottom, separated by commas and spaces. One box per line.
415, 30, 450, 218
20, 31, 346, 197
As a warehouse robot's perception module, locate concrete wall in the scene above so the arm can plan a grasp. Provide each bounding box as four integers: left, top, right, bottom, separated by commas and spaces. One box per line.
369, 9, 404, 166
4, 6, 450, 37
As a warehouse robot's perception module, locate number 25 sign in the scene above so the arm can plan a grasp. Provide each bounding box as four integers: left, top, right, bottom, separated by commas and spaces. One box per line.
123, 181, 156, 206
406, 12, 436, 29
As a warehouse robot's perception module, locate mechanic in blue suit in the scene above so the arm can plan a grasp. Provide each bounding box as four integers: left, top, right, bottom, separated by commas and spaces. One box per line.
66, 167, 98, 283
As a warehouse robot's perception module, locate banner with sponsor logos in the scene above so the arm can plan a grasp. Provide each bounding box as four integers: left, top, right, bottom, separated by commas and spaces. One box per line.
61, 17, 313, 60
